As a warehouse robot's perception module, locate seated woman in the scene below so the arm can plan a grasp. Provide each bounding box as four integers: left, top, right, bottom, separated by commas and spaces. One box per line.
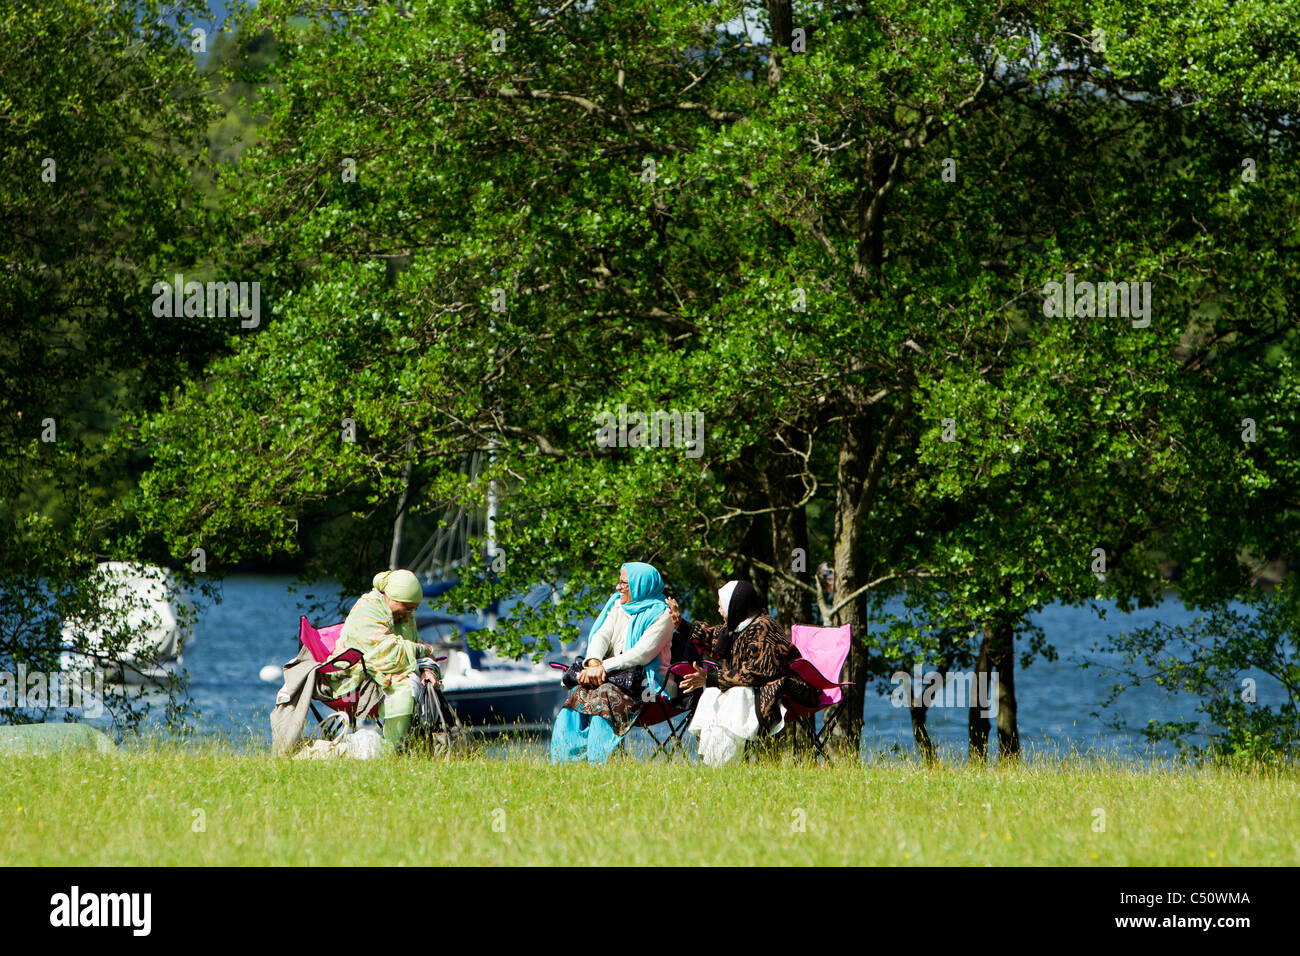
550, 562, 674, 764
326, 569, 442, 752
667, 580, 818, 766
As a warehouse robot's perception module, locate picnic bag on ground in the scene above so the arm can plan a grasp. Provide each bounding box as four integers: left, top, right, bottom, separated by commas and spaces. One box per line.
410, 685, 470, 757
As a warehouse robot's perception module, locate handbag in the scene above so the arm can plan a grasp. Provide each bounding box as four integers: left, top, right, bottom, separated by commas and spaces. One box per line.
292, 710, 351, 760
558, 656, 645, 699
558, 656, 585, 688
410, 685, 471, 758
606, 667, 646, 699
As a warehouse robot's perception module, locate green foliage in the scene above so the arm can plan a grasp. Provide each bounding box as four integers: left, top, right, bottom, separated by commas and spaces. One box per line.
1096, 577, 1300, 765
0, 0, 222, 729
9, 0, 1300, 755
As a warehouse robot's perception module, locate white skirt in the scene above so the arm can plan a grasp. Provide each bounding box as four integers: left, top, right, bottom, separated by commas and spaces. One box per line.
688, 686, 786, 766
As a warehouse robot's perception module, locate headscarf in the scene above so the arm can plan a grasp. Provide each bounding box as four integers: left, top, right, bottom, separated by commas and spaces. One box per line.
372, 569, 422, 606
587, 561, 670, 698
715, 580, 765, 661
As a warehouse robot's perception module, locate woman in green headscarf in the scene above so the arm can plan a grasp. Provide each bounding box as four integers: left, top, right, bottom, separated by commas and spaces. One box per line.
550, 562, 674, 764
327, 569, 442, 749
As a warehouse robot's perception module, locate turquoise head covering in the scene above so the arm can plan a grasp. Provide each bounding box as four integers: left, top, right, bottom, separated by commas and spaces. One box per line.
587, 561, 670, 699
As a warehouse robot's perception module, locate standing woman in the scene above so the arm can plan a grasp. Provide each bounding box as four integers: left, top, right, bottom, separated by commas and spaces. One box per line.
327, 569, 442, 751
668, 580, 818, 765
550, 561, 674, 764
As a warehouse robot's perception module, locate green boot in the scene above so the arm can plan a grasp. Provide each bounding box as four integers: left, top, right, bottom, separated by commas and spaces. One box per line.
379, 683, 415, 755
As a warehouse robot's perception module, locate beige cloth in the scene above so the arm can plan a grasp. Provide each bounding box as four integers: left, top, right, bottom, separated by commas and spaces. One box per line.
270, 643, 384, 757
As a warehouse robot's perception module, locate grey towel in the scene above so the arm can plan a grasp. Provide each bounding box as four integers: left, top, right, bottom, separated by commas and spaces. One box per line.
269, 644, 384, 757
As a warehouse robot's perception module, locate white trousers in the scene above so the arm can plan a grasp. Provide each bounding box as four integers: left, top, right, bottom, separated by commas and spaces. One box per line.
688, 686, 786, 766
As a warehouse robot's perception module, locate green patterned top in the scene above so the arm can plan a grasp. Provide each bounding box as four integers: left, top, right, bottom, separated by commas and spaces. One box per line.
327, 588, 423, 697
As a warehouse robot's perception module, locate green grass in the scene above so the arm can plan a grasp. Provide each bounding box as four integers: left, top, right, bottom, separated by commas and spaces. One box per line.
2, 740, 1297, 865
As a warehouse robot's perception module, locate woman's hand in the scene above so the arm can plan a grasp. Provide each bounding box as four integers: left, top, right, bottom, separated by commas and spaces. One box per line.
579, 663, 606, 687
679, 664, 708, 693
666, 597, 682, 628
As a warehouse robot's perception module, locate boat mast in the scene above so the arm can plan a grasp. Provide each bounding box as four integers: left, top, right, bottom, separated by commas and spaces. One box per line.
389, 440, 413, 570
486, 471, 498, 631
486, 311, 500, 631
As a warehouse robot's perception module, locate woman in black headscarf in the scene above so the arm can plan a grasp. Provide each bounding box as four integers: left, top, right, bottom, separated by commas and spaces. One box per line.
667, 581, 818, 764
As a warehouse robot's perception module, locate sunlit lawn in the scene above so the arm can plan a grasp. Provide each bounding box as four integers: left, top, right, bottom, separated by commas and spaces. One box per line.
2, 738, 1296, 866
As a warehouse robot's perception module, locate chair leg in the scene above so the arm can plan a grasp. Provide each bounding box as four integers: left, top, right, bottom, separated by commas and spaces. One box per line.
670, 716, 690, 758
807, 710, 842, 764
645, 725, 668, 762
811, 728, 830, 763
656, 713, 694, 762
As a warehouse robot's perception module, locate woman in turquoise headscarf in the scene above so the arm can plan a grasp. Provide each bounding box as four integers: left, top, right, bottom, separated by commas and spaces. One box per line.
550, 562, 674, 764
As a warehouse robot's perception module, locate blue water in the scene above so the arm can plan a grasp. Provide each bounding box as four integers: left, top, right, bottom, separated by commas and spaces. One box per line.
129, 576, 1281, 763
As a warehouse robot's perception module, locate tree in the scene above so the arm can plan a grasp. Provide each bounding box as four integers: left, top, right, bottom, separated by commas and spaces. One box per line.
124, 0, 1300, 763
1, 0, 224, 728
1095, 577, 1300, 765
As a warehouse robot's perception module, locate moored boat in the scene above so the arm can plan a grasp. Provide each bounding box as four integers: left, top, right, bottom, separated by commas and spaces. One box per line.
414, 595, 568, 729
58, 561, 195, 687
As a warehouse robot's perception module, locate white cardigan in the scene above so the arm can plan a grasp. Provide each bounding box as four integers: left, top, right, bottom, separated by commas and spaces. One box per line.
584, 602, 674, 676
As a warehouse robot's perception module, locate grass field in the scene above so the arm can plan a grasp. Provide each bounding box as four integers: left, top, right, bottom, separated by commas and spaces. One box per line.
3, 740, 1297, 866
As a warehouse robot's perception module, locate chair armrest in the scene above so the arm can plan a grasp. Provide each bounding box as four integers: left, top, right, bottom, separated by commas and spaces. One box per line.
790, 657, 844, 690
319, 647, 365, 676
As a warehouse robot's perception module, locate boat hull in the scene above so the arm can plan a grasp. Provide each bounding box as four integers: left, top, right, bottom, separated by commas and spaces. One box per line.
441, 679, 567, 728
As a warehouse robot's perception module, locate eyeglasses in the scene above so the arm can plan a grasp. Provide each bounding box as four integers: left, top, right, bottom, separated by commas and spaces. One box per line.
616, 580, 629, 589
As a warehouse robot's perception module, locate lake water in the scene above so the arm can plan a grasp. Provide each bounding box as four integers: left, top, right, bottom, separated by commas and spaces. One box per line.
130, 575, 1277, 763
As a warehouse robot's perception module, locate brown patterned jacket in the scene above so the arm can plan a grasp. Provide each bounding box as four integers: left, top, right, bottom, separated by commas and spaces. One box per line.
681, 614, 820, 732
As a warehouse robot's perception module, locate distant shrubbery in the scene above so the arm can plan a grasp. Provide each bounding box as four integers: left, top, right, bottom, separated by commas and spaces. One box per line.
1099, 578, 1300, 767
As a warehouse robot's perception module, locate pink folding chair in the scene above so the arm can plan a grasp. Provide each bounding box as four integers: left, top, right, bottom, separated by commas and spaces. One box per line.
298, 615, 380, 730
783, 623, 854, 760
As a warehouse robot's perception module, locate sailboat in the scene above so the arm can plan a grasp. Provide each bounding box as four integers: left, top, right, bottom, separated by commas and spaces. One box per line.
393, 454, 572, 729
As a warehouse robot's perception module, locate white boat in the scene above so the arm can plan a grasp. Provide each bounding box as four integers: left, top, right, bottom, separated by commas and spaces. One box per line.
59, 562, 195, 687
435, 644, 568, 728
415, 605, 570, 728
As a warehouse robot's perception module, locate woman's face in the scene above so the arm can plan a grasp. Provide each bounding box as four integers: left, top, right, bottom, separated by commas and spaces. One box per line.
717, 597, 727, 623
384, 594, 418, 621
617, 569, 631, 604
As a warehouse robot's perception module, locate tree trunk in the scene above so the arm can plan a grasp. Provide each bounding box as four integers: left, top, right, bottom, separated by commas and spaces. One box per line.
968, 630, 992, 763
908, 672, 936, 763
970, 614, 1021, 763
822, 414, 869, 756
991, 622, 1020, 760
766, 0, 793, 87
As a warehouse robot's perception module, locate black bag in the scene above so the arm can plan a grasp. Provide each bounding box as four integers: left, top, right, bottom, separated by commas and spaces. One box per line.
607, 666, 646, 700
410, 685, 470, 758
559, 656, 585, 688
560, 657, 645, 699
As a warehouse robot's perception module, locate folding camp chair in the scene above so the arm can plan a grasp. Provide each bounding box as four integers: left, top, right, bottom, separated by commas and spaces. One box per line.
781, 623, 854, 761
634, 661, 702, 761
298, 615, 381, 734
